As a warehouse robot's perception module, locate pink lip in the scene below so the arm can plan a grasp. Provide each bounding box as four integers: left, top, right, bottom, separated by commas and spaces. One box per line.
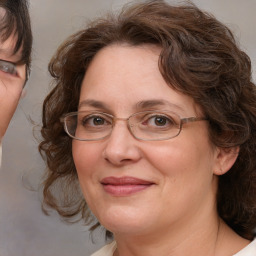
101, 176, 154, 196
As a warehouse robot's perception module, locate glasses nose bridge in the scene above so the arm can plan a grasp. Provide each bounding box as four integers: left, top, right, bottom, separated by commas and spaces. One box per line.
111, 116, 135, 138
112, 116, 130, 125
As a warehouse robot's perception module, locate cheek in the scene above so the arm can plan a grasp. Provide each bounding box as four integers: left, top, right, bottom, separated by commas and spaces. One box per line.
0, 83, 22, 105
72, 141, 102, 195
144, 135, 215, 190
0, 85, 23, 137
72, 141, 99, 175
0, 84, 23, 119
146, 140, 216, 215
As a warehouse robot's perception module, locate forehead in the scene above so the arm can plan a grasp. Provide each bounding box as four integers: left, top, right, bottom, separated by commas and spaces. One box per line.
81, 44, 162, 95
80, 44, 200, 116
0, 34, 22, 62
0, 7, 22, 62
0, 6, 5, 19
84, 44, 161, 81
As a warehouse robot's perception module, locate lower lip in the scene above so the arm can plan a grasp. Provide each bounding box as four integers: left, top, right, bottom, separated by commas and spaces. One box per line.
102, 184, 152, 196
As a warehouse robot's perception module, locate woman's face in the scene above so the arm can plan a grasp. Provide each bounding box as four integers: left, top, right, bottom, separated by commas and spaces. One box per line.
72, 44, 221, 237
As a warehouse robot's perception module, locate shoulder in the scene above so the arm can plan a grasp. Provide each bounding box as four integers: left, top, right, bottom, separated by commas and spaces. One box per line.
234, 239, 256, 256
91, 241, 117, 256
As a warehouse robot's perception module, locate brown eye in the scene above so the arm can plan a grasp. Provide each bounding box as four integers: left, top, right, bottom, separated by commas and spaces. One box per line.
81, 114, 111, 128
154, 116, 168, 126
142, 115, 175, 128
92, 117, 105, 126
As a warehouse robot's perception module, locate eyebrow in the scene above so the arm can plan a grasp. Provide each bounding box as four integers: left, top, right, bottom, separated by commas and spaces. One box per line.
78, 99, 110, 110
136, 99, 185, 112
79, 99, 185, 113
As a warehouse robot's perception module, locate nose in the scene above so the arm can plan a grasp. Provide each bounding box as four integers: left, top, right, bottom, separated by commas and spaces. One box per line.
102, 120, 142, 166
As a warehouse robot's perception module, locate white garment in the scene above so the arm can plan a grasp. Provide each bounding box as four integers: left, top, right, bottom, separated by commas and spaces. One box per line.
0, 141, 2, 168
91, 241, 116, 256
234, 239, 256, 255
91, 239, 256, 256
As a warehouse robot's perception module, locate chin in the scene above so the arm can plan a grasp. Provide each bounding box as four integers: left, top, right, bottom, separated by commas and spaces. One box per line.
95, 204, 156, 235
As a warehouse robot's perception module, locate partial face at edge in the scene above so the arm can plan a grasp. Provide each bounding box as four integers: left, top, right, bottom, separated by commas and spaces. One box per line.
0, 9, 26, 138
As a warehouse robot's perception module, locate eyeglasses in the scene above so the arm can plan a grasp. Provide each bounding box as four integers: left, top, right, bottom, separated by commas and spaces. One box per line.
61, 110, 207, 141
0, 59, 29, 87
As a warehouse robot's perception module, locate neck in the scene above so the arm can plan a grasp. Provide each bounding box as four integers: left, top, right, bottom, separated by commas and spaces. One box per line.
113, 213, 249, 256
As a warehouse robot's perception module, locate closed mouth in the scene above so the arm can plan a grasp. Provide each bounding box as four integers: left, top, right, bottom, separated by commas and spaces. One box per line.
100, 176, 155, 196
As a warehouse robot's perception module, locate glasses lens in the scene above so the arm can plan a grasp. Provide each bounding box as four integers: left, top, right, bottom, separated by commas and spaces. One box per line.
64, 111, 183, 141
129, 111, 181, 140
64, 112, 112, 141
0, 60, 28, 88
0, 60, 17, 75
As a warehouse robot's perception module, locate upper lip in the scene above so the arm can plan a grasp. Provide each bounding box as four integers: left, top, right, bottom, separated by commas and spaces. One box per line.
101, 176, 154, 185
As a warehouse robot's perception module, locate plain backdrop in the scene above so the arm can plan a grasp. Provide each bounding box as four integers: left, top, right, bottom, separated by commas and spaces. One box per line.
0, 0, 255, 255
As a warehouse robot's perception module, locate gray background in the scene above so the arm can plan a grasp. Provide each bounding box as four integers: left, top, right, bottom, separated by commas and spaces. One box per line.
0, 0, 255, 255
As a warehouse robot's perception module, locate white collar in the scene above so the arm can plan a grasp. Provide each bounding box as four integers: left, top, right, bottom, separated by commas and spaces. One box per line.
0, 140, 2, 168
233, 239, 256, 255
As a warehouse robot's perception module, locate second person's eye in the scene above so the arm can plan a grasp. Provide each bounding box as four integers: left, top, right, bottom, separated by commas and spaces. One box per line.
0, 60, 17, 76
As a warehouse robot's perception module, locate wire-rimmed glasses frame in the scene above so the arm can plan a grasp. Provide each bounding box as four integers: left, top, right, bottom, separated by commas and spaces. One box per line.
60, 110, 208, 141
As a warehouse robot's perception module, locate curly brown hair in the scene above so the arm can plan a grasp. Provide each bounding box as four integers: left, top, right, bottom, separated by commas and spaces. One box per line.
39, 0, 256, 240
